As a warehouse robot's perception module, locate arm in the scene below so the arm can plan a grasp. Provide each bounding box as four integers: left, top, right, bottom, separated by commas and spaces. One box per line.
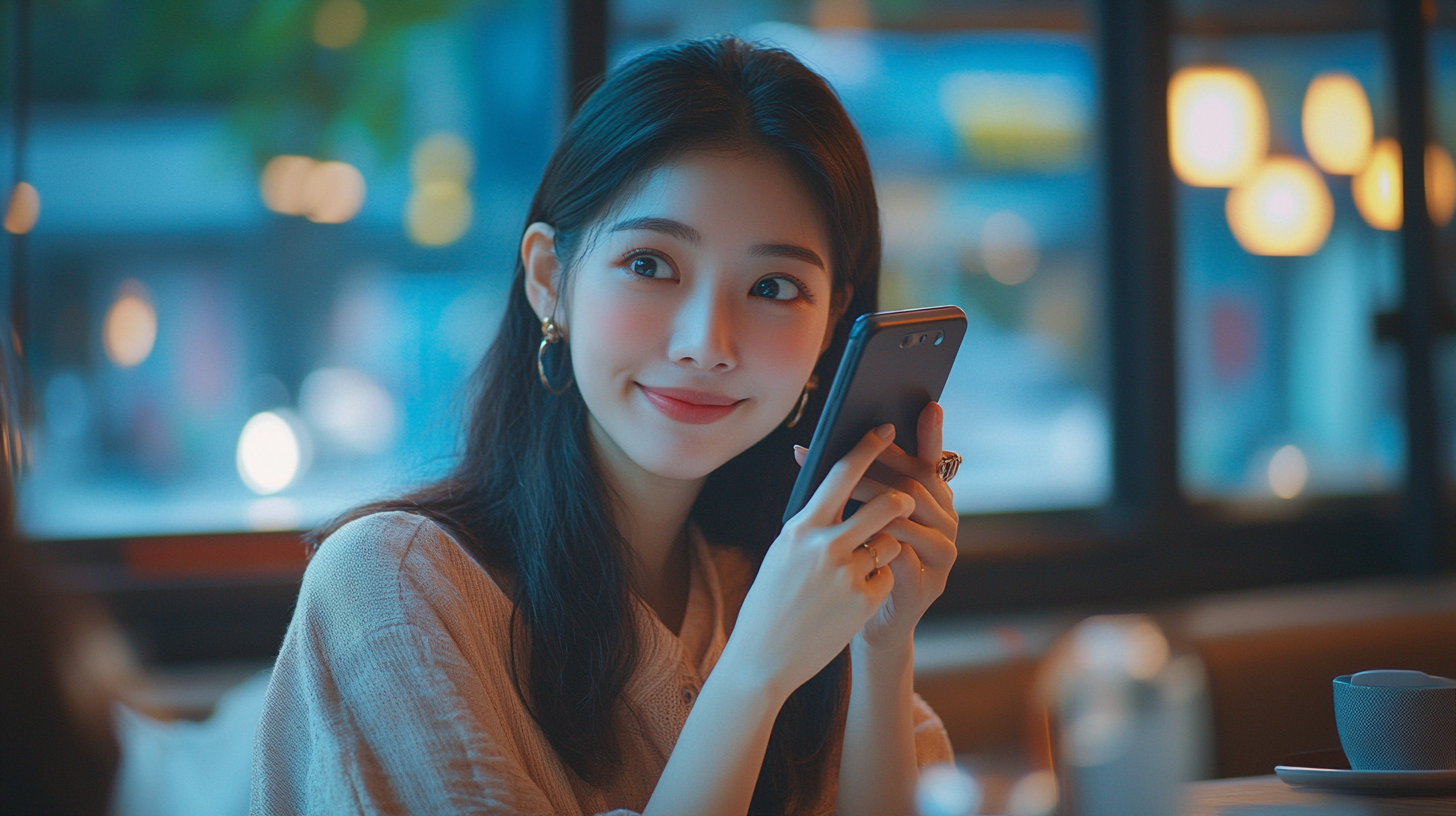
643, 426, 916, 816
639, 648, 787, 816
836, 636, 919, 816
824, 403, 962, 816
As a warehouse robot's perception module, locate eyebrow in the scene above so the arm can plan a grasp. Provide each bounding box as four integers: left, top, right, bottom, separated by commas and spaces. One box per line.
610, 216, 702, 244
611, 216, 826, 270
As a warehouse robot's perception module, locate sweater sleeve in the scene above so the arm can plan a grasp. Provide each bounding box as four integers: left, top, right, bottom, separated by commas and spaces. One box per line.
910, 692, 955, 766
251, 516, 576, 816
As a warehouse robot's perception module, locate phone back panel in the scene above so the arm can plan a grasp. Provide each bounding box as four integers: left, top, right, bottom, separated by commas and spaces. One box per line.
782, 306, 967, 524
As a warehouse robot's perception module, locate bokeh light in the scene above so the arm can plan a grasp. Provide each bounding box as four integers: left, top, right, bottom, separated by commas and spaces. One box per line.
407, 182, 473, 247
4, 181, 40, 234
299, 366, 397, 454
237, 411, 308, 495
1352, 138, 1402, 230
1301, 72, 1373, 175
1225, 157, 1333, 256
406, 133, 475, 246
980, 210, 1039, 285
1268, 444, 1309, 499
1006, 770, 1058, 816
260, 155, 317, 216
1168, 66, 1269, 187
313, 0, 367, 49
411, 132, 474, 184
1426, 144, 1456, 228
915, 764, 981, 816
304, 161, 366, 224
102, 280, 158, 368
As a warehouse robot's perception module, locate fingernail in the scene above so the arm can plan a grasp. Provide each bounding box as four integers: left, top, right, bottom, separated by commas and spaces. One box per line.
875, 423, 895, 440
793, 445, 808, 454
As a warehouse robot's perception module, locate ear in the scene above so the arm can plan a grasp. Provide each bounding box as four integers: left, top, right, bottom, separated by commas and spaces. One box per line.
522, 222, 561, 324
818, 283, 854, 355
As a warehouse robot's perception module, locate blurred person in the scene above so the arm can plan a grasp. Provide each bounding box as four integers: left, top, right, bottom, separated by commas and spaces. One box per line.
0, 445, 120, 812
253, 37, 959, 816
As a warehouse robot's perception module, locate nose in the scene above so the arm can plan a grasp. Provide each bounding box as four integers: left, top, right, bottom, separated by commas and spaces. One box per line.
667, 284, 737, 372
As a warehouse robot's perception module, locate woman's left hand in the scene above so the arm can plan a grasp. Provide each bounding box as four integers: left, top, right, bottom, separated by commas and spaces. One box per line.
794, 402, 959, 652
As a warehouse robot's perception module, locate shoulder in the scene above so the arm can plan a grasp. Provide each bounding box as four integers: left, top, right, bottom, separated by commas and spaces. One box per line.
298, 511, 497, 640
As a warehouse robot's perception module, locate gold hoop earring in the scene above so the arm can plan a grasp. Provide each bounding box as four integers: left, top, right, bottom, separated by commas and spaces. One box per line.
537, 317, 573, 395
785, 373, 819, 429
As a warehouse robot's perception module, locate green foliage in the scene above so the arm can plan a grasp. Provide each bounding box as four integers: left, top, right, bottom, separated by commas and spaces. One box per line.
23, 0, 484, 163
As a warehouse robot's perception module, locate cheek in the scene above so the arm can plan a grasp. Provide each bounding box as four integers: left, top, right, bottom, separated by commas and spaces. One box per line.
566, 281, 663, 374
742, 318, 827, 402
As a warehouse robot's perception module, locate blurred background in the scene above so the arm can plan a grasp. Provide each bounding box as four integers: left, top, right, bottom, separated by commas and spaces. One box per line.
6, 1, 1456, 814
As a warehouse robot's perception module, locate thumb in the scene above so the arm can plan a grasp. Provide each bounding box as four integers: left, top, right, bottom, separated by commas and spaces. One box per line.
793, 444, 807, 467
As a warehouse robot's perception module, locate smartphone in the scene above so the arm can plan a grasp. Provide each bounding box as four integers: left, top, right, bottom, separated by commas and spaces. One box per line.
782, 305, 967, 524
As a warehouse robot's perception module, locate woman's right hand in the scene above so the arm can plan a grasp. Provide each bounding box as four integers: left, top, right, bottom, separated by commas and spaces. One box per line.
719, 424, 916, 702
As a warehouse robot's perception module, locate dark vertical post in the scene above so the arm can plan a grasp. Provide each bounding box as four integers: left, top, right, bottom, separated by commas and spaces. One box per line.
566, 0, 608, 116
1387, 0, 1442, 574
6, 0, 33, 437
1097, 0, 1180, 520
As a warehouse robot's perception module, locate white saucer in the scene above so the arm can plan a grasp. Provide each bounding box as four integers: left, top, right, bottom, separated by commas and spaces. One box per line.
1276, 764, 1456, 793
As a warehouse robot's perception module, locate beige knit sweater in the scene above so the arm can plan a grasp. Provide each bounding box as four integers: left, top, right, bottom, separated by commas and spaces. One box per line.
251, 511, 953, 815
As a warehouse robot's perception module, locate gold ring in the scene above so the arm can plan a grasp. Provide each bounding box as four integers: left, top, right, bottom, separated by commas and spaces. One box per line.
937, 450, 962, 482
861, 541, 879, 572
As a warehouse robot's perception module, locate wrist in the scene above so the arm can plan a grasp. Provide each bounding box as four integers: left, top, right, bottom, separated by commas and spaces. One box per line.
712, 639, 797, 709
851, 632, 914, 677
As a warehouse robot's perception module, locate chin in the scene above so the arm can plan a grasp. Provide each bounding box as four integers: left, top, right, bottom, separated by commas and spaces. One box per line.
632, 436, 741, 481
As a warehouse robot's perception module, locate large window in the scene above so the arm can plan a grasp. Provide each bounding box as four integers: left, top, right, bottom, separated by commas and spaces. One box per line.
7, 1, 1453, 630
19, 1, 560, 537
1171, 20, 1405, 501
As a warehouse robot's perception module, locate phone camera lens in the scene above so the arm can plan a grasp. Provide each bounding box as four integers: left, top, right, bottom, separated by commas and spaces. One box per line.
919, 334, 928, 345
901, 334, 915, 348
933, 331, 944, 346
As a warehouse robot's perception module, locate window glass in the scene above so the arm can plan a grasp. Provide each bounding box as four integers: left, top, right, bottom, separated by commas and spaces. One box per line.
1173, 2, 1404, 501
1430, 9, 1456, 485
17, 1, 561, 537
613, 0, 1111, 513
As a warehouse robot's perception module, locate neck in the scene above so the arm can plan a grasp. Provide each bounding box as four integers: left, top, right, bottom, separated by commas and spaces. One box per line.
587, 415, 704, 632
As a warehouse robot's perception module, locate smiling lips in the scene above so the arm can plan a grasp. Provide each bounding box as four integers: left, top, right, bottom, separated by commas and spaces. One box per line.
638, 385, 745, 424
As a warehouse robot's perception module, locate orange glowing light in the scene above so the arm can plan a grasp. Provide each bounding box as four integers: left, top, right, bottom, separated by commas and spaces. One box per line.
1225, 157, 1333, 256
1426, 144, 1456, 228
260, 155, 318, 216
1169, 66, 1269, 187
4, 182, 39, 234
304, 161, 366, 224
102, 280, 158, 368
1353, 138, 1403, 231
1302, 72, 1373, 175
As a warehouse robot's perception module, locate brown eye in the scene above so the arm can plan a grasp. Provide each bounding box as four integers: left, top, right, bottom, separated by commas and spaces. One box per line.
631, 256, 661, 278
752, 276, 801, 301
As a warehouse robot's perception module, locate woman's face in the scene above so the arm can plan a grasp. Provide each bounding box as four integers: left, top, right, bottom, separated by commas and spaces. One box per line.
531, 150, 838, 482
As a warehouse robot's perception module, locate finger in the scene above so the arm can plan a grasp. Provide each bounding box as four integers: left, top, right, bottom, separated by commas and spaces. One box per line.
852, 532, 901, 579
860, 534, 900, 599
917, 402, 944, 468
882, 517, 959, 573
793, 444, 807, 467
832, 487, 914, 551
848, 474, 954, 535
805, 425, 896, 523
870, 442, 954, 514
885, 536, 924, 585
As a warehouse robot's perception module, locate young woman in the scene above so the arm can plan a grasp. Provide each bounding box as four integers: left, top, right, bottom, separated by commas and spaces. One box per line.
252, 36, 960, 816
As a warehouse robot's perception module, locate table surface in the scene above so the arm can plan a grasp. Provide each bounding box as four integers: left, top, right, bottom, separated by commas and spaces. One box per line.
1184, 775, 1456, 815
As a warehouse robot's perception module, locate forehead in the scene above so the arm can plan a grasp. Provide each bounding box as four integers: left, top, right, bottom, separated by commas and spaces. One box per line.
607, 149, 830, 252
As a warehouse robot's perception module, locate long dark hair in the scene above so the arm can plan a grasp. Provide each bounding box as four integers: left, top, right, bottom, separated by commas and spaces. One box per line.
313, 36, 880, 814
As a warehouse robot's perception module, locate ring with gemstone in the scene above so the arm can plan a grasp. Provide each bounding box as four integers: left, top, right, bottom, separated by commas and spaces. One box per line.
937, 450, 962, 482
